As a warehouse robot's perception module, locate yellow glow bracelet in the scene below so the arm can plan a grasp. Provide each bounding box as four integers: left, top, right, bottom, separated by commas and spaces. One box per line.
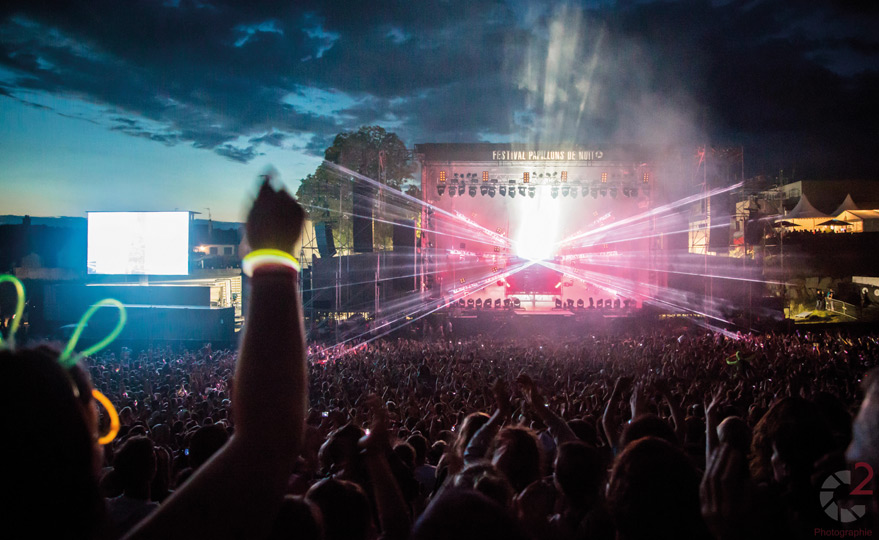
242, 249, 300, 276
92, 389, 120, 445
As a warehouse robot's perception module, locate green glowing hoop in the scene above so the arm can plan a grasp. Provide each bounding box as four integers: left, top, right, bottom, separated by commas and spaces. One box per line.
59, 299, 127, 368
0, 275, 26, 350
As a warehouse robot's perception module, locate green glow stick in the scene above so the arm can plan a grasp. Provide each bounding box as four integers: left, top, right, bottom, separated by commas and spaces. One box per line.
59, 299, 127, 368
0, 275, 26, 350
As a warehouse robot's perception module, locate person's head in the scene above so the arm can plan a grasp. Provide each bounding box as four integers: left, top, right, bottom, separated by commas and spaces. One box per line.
751, 397, 833, 486
452, 412, 490, 457
188, 423, 229, 469
411, 488, 527, 540
306, 478, 371, 540
394, 442, 416, 471
717, 416, 751, 455
268, 495, 324, 540
619, 414, 677, 449
407, 434, 429, 466
607, 437, 708, 540
113, 436, 156, 494
848, 369, 879, 474
554, 441, 605, 506
453, 462, 514, 508
492, 426, 542, 493
2, 345, 105, 537
318, 424, 365, 476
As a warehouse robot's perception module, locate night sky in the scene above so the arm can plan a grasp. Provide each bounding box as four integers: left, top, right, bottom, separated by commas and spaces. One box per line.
1, 1, 877, 221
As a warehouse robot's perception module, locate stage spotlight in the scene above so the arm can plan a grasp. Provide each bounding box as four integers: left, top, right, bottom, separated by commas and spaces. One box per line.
528, 186, 536, 198
470, 185, 478, 197
475, 298, 482, 308
555, 298, 563, 309
591, 188, 598, 198
597, 299, 603, 308
488, 187, 496, 197
499, 186, 506, 196
581, 186, 589, 197
566, 299, 574, 308
600, 187, 607, 197
437, 185, 446, 196
577, 298, 584, 308
589, 297, 594, 308
614, 298, 621, 309
513, 298, 521, 308
449, 185, 457, 197
467, 299, 475, 308
561, 186, 570, 197
518, 186, 526, 196
458, 185, 466, 196
479, 185, 487, 196
458, 299, 465, 308
510, 188, 516, 198
484, 298, 491, 309
551, 187, 559, 199
571, 187, 578, 199
494, 298, 501, 308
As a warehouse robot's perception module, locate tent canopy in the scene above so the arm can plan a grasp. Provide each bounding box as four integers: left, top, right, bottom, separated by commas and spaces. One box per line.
832, 194, 860, 216
784, 193, 829, 219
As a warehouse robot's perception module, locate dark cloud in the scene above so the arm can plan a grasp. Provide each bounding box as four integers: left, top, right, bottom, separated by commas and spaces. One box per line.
214, 143, 261, 163
0, 0, 877, 177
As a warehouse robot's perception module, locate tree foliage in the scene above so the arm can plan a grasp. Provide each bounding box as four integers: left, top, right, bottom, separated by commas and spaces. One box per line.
296, 126, 417, 252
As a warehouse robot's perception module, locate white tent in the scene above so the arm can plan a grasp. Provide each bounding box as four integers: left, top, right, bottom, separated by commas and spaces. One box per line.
779, 193, 829, 230
837, 210, 879, 233
832, 194, 860, 216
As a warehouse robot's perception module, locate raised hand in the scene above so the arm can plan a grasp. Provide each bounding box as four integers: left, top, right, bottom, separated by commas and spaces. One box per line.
246, 175, 306, 254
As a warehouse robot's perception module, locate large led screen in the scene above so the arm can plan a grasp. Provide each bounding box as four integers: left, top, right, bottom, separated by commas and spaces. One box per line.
87, 212, 189, 275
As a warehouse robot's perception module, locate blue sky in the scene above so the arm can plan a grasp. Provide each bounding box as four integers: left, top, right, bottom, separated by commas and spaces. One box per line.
1, 1, 877, 221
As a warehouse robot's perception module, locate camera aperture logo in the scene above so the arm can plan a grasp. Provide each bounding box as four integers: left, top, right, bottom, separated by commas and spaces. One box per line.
819, 462, 873, 523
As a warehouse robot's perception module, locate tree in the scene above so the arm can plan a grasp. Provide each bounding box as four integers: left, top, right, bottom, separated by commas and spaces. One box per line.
297, 126, 417, 252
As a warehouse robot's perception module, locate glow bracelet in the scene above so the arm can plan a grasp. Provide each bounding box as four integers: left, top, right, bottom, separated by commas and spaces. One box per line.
242, 248, 301, 276
92, 389, 121, 445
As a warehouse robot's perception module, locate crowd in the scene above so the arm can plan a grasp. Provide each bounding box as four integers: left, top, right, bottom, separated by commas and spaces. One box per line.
4, 181, 879, 539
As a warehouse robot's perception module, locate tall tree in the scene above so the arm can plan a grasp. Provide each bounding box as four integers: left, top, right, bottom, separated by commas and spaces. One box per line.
297, 126, 416, 252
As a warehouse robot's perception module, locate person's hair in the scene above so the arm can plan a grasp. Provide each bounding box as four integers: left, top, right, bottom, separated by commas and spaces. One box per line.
607, 437, 709, 540
407, 434, 429, 464
750, 397, 833, 484
492, 426, 542, 493
452, 412, 490, 457
410, 488, 527, 540
268, 495, 324, 540
554, 441, 605, 504
619, 413, 677, 449
717, 417, 751, 455
306, 478, 371, 540
567, 419, 600, 446
453, 462, 514, 508
114, 435, 156, 490
318, 424, 365, 475
188, 423, 229, 469
1, 345, 105, 538
394, 442, 416, 470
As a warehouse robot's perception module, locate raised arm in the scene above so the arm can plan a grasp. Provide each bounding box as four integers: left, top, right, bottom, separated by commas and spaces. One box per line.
127, 178, 307, 539
517, 373, 577, 445
463, 379, 511, 463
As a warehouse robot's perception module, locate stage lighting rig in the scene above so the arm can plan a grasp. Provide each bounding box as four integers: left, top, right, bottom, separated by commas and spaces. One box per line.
470, 185, 478, 197
488, 186, 496, 197
570, 186, 578, 198
479, 185, 487, 196
551, 186, 559, 199
581, 186, 589, 197
561, 186, 570, 197
600, 187, 607, 197
458, 185, 466, 196
591, 188, 598, 198
499, 186, 507, 196
528, 186, 536, 198
518, 186, 526, 197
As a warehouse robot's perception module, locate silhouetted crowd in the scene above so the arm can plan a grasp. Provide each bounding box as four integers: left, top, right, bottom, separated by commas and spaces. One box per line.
76, 330, 879, 539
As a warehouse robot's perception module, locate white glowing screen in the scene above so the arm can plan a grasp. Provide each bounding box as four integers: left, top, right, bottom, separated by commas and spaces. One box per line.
87, 212, 189, 275
513, 193, 561, 260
